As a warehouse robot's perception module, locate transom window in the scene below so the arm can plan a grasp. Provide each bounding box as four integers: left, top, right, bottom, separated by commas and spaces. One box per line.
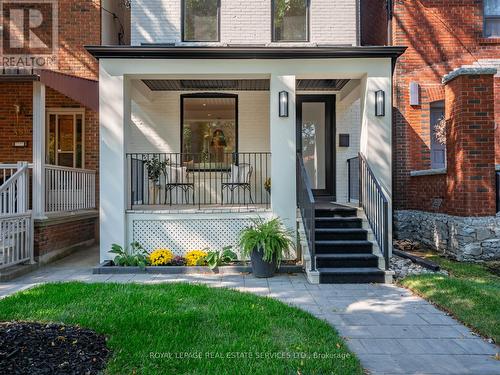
182, 0, 220, 42
484, 0, 500, 37
272, 0, 309, 42
181, 94, 237, 164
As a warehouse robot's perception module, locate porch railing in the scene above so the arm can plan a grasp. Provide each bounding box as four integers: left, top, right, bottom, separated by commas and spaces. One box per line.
347, 156, 360, 202
0, 163, 33, 269
127, 152, 271, 209
297, 153, 316, 272
45, 165, 96, 213
359, 152, 389, 269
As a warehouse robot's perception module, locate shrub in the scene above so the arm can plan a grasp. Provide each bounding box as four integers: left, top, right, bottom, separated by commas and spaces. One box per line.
149, 249, 175, 266
185, 250, 208, 266
205, 246, 238, 270
110, 242, 149, 269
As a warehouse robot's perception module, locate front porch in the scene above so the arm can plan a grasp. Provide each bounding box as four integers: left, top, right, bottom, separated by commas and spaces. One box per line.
92, 46, 400, 269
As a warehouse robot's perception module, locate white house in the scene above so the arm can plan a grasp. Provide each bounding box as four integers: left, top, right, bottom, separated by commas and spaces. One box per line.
87, 0, 405, 283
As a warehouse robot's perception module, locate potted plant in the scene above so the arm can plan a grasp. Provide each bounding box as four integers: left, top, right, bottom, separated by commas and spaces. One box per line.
144, 157, 168, 204
239, 217, 294, 278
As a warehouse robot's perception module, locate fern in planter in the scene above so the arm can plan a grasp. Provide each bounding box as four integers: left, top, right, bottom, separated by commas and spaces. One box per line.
239, 217, 294, 277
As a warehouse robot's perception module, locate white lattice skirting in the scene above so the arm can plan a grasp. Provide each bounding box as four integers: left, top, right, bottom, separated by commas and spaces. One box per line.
128, 212, 277, 257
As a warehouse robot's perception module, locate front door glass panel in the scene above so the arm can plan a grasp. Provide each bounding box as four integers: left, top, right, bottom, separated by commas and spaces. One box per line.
301, 102, 326, 189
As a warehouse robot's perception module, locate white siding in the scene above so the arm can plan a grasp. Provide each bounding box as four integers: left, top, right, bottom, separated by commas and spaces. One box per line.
128, 85, 270, 153
131, 0, 358, 46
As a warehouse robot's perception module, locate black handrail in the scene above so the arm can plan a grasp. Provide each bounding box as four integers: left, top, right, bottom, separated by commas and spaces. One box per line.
297, 153, 316, 272
359, 152, 390, 270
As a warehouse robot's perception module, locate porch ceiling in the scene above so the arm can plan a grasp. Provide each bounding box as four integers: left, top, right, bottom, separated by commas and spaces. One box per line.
142, 79, 350, 92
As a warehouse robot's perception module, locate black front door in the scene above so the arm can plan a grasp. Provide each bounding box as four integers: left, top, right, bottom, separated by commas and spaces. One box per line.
296, 95, 335, 199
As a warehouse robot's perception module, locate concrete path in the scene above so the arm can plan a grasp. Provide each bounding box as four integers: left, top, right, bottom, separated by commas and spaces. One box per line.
1, 246, 499, 375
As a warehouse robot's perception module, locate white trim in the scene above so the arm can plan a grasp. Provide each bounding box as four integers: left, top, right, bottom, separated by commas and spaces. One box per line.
410, 168, 447, 177
33, 82, 46, 219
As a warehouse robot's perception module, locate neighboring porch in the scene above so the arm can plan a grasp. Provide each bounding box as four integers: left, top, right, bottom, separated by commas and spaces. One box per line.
0, 74, 99, 272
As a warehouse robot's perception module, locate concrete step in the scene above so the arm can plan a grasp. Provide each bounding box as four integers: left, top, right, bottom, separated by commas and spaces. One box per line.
318, 267, 386, 284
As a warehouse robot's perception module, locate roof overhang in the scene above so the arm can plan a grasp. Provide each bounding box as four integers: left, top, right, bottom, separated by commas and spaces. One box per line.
85, 45, 407, 62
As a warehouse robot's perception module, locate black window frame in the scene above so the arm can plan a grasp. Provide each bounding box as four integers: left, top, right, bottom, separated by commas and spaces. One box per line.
180, 92, 239, 157
181, 0, 221, 42
271, 0, 310, 43
483, 0, 500, 38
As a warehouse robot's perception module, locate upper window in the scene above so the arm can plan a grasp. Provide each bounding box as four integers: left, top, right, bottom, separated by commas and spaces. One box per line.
430, 101, 446, 170
183, 0, 220, 42
272, 0, 309, 42
484, 0, 500, 37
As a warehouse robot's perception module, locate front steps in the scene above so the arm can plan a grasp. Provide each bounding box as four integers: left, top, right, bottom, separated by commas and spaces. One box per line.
302, 204, 391, 284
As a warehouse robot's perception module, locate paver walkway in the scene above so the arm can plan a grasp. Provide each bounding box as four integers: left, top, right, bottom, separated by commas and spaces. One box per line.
1, 246, 499, 375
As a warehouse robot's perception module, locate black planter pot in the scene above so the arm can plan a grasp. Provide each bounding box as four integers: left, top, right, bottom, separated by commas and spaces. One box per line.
250, 248, 277, 278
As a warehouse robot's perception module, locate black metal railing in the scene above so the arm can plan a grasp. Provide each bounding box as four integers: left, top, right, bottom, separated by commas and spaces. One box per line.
359, 152, 390, 269
297, 153, 316, 272
347, 156, 360, 202
127, 152, 271, 209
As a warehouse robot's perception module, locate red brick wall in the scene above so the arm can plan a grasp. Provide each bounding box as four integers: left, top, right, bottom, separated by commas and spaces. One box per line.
34, 217, 97, 257
57, 0, 101, 79
393, 0, 500, 214
0, 82, 33, 163
445, 73, 496, 216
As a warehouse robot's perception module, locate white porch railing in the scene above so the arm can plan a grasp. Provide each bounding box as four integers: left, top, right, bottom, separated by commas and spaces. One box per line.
0, 163, 33, 269
45, 165, 96, 213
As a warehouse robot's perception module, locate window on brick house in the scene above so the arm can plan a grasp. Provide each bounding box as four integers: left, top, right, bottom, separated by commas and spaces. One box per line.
430, 101, 446, 169
182, 0, 220, 42
46, 110, 85, 168
484, 0, 500, 37
272, 0, 309, 42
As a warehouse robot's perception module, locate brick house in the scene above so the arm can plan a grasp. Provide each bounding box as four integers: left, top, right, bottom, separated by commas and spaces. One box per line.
362, 0, 500, 261
0, 0, 129, 268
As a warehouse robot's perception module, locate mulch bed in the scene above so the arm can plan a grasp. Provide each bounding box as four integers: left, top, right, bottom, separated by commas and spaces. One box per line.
0, 322, 110, 375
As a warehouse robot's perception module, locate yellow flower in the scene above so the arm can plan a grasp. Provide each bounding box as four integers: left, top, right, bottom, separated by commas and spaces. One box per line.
185, 250, 208, 266
149, 249, 174, 266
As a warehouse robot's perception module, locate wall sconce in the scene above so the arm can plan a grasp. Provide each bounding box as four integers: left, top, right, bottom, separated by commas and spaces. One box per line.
409, 81, 420, 106
375, 90, 385, 117
279, 91, 289, 117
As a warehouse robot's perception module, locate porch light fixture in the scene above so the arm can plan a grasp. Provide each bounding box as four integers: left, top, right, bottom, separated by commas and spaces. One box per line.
279, 91, 289, 117
375, 90, 385, 117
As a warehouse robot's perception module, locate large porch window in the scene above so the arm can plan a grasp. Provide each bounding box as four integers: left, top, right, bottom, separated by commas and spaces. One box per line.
181, 94, 237, 165
46, 109, 85, 168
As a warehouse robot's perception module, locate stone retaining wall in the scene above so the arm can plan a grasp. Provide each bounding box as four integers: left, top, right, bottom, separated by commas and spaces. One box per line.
394, 210, 500, 261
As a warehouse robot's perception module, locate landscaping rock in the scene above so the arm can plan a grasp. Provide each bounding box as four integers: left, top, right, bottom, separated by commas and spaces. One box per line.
390, 255, 448, 280
0, 322, 110, 375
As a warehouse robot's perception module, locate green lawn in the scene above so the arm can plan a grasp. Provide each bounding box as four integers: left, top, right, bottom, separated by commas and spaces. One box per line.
0, 282, 362, 375
400, 256, 500, 343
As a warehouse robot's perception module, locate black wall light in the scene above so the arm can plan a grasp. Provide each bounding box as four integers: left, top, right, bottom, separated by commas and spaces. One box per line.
279, 91, 289, 117
375, 90, 385, 117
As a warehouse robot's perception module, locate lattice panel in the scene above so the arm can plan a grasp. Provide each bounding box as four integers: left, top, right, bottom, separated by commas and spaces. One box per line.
132, 218, 256, 256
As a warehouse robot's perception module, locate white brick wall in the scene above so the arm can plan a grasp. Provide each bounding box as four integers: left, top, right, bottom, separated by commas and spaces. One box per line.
128, 85, 270, 153
131, 0, 359, 46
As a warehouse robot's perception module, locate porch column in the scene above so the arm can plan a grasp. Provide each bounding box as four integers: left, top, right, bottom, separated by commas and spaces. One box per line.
32, 82, 46, 219
270, 74, 297, 229
99, 65, 128, 262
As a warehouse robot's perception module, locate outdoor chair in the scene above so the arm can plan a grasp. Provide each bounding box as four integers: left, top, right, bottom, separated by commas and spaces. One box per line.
221, 163, 254, 204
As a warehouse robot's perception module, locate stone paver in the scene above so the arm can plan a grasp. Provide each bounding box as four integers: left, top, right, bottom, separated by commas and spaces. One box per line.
0, 246, 499, 375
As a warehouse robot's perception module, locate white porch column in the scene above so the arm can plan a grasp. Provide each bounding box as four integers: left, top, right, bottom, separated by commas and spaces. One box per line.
99, 65, 128, 262
32, 81, 46, 219
270, 74, 297, 230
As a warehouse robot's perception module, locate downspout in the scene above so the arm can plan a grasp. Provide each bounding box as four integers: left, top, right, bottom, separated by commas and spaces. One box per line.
387, 0, 393, 46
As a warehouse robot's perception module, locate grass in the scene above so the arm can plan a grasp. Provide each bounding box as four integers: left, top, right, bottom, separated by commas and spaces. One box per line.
0, 282, 362, 375
399, 255, 500, 343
